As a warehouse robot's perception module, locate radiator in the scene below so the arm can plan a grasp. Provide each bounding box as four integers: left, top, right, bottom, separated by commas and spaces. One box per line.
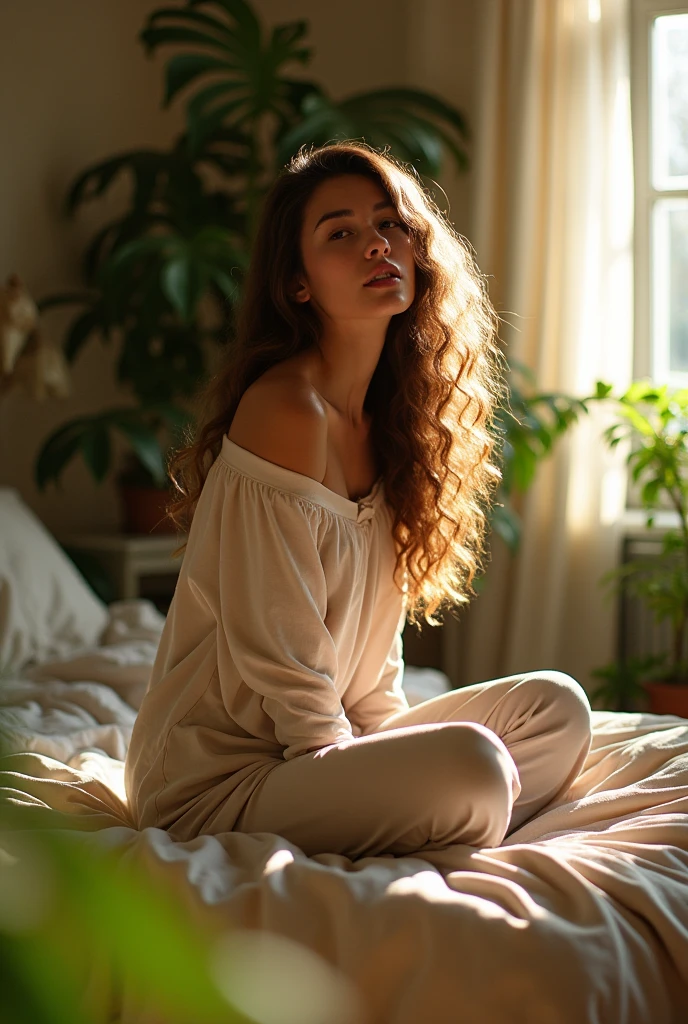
618, 534, 688, 666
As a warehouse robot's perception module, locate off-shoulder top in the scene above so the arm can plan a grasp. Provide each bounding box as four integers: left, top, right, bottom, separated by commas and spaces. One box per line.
124, 435, 409, 840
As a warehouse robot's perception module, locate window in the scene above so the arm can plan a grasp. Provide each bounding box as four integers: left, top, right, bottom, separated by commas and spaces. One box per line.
631, 1, 688, 389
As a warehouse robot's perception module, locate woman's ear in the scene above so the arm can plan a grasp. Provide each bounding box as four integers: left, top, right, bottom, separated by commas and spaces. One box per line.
290, 276, 310, 303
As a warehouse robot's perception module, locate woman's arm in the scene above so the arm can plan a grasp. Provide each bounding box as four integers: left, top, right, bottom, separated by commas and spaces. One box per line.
216, 388, 355, 760
345, 606, 410, 737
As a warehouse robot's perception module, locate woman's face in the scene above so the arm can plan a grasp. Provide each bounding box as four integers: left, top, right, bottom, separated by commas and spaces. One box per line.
294, 174, 416, 322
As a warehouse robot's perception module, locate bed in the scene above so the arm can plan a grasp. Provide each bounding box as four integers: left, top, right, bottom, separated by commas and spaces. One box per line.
1, 486, 687, 1024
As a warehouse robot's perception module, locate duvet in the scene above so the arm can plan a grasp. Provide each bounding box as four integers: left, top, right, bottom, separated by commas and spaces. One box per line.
1, 601, 687, 1024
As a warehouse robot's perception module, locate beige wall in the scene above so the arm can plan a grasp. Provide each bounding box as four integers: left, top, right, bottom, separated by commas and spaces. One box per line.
0, 0, 188, 535
0, 0, 480, 539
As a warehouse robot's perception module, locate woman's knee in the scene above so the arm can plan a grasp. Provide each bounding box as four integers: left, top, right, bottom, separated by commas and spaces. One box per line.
439, 722, 521, 801
523, 671, 590, 722
519, 672, 593, 765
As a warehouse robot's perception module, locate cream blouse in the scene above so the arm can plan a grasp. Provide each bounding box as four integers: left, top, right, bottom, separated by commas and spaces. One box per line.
124, 435, 409, 840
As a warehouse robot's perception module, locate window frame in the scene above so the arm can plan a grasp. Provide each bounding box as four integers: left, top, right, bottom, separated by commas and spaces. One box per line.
630, 0, 688, 386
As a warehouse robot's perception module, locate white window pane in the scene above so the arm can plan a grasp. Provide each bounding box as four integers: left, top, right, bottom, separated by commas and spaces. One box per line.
652, 13, 688, 189
652, 199, 688, 383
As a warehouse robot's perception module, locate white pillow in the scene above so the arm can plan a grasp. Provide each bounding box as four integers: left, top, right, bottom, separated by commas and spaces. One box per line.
0, 488, 109, 670
402, 665, 452, 706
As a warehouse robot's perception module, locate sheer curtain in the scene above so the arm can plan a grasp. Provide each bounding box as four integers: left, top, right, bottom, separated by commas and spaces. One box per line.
440, 0, 635, 692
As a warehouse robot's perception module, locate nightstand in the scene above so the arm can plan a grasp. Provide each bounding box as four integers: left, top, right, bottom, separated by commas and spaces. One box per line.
60, 532, 186, 604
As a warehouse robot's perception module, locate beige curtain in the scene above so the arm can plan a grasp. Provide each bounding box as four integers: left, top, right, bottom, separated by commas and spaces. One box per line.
440, 0, 635, 693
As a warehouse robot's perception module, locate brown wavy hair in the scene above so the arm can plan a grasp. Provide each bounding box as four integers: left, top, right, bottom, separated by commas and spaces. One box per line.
167, 140, 509, 629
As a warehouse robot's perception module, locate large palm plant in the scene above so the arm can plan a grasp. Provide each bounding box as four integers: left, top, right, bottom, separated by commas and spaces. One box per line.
35, 0, 470, 493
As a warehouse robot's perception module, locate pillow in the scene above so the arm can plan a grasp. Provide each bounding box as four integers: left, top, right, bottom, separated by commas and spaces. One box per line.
0, 488, 109, 671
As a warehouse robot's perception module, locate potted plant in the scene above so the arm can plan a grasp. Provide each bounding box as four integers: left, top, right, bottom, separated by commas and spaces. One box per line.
33, 0, 474, 532
587, 653, 669, 713
589, 379, 688, 716
35, 401, 192, 534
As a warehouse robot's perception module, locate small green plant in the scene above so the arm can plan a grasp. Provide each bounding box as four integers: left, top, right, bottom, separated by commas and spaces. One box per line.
588, 653, 669, 712
592, 379, 688, 695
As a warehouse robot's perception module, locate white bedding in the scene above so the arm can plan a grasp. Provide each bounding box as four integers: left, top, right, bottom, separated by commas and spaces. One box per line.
1, 600, 687, 1024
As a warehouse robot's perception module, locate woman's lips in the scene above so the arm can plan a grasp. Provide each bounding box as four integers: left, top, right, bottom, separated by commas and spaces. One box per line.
363, 276, 402, 288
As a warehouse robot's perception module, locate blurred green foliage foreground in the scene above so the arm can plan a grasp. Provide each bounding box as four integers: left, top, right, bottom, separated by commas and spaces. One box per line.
0, 798, 242, 1024
0, 785, 362, 1024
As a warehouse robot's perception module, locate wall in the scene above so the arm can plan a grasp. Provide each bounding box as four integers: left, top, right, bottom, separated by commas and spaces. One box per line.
0, 0, 187, 535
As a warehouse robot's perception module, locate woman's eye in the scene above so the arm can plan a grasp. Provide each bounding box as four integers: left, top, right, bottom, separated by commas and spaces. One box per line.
329, 219, 402, 241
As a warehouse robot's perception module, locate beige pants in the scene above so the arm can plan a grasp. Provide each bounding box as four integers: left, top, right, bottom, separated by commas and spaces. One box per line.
233, 671, 593, 859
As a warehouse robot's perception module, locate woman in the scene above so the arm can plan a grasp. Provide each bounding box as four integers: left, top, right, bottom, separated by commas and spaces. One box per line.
124, 141, 592, 859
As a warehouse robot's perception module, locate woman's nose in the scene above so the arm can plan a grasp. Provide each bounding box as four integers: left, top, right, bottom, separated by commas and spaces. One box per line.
365, 230, 391, 257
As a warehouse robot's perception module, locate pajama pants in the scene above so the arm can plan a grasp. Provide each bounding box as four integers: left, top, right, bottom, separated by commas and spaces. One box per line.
233, 670, 593, 859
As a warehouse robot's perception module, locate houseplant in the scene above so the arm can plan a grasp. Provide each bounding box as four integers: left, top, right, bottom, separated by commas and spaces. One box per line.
33, 0, 598, 549
34, 0, 473, 532
589, 379, 688, 715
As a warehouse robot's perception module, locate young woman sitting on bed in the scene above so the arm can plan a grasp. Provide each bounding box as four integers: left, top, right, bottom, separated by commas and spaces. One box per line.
123, 141, 592, 859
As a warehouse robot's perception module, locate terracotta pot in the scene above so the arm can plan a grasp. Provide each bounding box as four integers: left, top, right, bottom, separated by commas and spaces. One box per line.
641, 680, 688, 719
119, 485, 176, 535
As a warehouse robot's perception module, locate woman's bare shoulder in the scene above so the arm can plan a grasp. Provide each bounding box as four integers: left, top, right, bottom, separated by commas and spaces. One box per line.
227, 367, 328, 481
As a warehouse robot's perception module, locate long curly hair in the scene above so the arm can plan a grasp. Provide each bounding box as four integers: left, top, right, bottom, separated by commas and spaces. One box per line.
166, 140, 509, 629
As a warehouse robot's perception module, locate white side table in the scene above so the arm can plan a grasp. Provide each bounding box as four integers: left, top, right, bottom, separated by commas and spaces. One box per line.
60, 533, 187, 600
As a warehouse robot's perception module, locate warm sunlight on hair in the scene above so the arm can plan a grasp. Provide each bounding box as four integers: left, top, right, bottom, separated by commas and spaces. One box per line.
166, 141, 508, 629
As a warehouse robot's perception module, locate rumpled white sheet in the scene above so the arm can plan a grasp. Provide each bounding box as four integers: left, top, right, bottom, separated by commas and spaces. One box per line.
1, 600, 687, 1024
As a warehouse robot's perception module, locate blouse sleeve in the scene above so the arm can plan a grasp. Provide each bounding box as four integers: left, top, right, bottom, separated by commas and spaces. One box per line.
348, 604, 410, 736
217, 476, 355, 760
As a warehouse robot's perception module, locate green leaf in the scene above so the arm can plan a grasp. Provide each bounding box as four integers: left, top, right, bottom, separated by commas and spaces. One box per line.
106, 235, 176, 274
360, 86, 470, 138
276, 104, 355, 165
207, 265, 241, 301
490, 502, 521, 553
139, 25, 232, 58
147, 5, 239, 44
640, 477, 663, 506
80, 424, 112, 482
0, 821, 239, 1023
186, 78, 249, 125
343, 94, 468, 175
190, 0, 262, 49
149, 401, 194, 433
163, 53, 242, 106
624, 379, 663, 404
63, 308, 102, 363
267, 19, 312, 69
187, 96, 254, 153
363, 117, 445, 176
112, 419, 167, 485
64, 155, 130, 215
35, 292, 93, 315
616, 403, 656, 436
1, 932, 92, 1024
275, 84, 470, 177
594, 380, 614, 399
34, 421, 87, 491
161, 257, 207, 321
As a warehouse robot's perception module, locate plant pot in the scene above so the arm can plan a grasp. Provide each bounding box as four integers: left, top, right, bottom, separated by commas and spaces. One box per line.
119, 485, 176, 535
641, 680, 688, 719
